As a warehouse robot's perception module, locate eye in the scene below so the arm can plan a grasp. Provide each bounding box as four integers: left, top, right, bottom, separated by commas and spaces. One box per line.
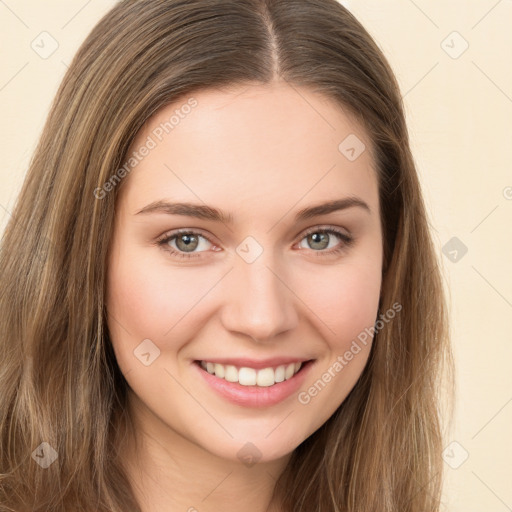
156, 229, 218, 260
156, 225, 354, 261
297, 226, 354, 257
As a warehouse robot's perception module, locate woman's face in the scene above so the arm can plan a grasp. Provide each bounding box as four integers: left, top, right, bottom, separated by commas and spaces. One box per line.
106, 81, 383, 463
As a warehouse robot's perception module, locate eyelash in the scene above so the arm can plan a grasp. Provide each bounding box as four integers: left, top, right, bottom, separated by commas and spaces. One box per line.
155, 226, 354, 260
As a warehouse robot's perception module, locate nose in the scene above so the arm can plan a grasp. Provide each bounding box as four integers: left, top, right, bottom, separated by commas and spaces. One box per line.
220, 252, 298, 343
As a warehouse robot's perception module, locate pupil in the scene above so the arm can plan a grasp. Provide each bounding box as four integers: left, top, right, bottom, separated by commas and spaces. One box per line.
177, 234, 198, 252
310, 232, 328, 250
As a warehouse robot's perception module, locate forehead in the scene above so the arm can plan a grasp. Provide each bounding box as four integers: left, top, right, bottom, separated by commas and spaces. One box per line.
119, 82, 378, 222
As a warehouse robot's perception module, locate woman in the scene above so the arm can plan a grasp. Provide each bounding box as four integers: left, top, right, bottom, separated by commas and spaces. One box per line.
0, 0, 453, 510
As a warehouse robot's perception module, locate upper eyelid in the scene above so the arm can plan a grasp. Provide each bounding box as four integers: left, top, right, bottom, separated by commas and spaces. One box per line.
157, 228, 216, 246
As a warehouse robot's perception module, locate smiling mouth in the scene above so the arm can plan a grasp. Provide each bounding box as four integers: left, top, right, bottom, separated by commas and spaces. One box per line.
195, 359, 313, 387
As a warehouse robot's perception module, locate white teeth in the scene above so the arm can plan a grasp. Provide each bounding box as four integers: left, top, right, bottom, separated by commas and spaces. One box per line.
284, 363, 295, 380
238, 367, 257, 386
224, 365, 238, 382
199, 360, 304, 387
274, 365, 285, 383
256, 367, 275, 387
214, 363, 225, 378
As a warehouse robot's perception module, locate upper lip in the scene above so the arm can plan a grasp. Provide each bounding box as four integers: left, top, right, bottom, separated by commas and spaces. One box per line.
195, 357, 313, 370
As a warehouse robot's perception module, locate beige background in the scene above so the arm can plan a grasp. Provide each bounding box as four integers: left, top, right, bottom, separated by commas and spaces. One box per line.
1, 1, 511, 510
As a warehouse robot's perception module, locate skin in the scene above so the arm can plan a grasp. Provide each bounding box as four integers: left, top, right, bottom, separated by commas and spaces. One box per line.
106, 80, 383, 512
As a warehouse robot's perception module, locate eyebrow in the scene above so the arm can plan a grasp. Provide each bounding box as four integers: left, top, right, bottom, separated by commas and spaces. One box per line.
135, 196, 371, 223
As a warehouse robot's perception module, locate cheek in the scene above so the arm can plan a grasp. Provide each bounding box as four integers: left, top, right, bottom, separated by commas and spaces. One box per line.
291, 264, 380, 432
108, 258, 199, 332
298, 259, 381, 346
106, 242, 223, 366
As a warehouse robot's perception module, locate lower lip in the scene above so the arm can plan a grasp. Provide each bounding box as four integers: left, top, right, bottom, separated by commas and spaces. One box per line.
193, 360, 315, 408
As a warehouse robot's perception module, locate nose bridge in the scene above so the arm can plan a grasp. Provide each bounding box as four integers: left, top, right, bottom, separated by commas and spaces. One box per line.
221, 243, 297, 341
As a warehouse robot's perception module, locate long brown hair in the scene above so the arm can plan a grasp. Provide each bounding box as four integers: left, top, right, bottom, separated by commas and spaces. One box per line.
0, 1, 453, 510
